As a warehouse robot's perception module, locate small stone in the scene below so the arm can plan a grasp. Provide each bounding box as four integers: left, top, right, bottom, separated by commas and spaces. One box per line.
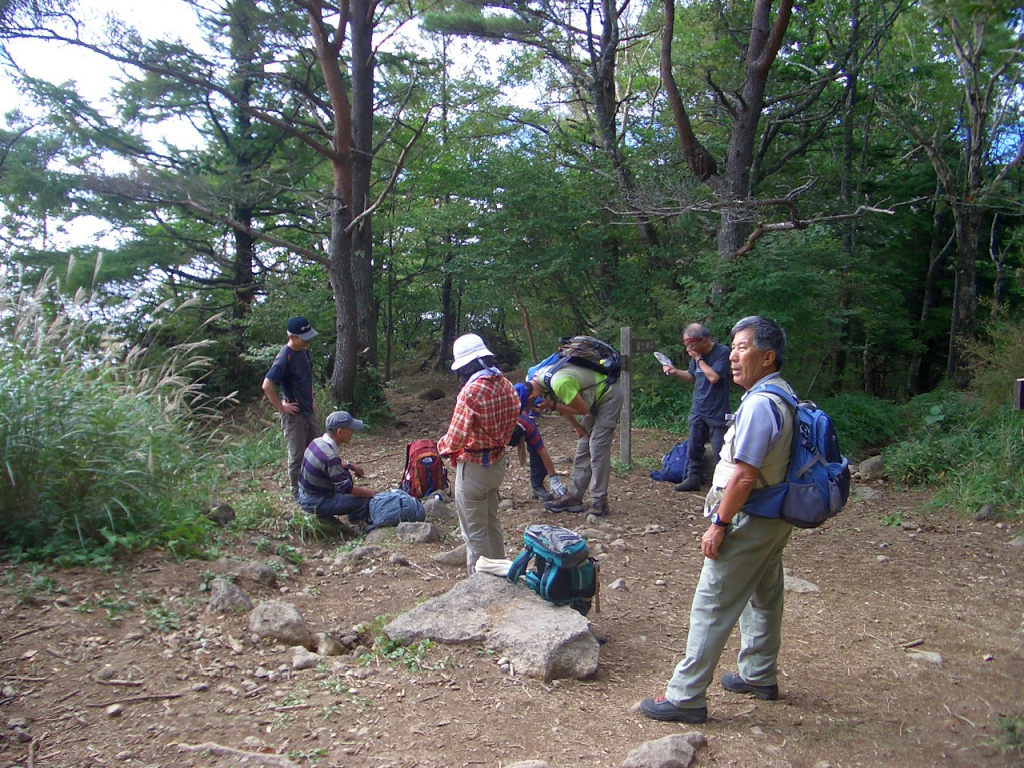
879, 542, 890, 549
1010, 536, 1024, 548
255, 666, 271, 678
877, 555, 890, 563
390, 554, 411, 567
812, 762, 835, 768
908, 651, 943, 665
95, 665, 118, 681
654, 579, 667, 587
498, 499, 514, 513
315, 567, 326, 576
115, 750, 135, 761
7, 718, 30, 730
11, 728, 32, 743
609, 578, 627, 590
106, 704, 124, 717
975, 503, 996, 521
984, 654, 994, 661
191, 682, 210, 692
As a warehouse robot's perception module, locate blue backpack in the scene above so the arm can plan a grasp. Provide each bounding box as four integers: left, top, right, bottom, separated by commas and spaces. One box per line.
507, 525, 599, 616
366, 490, 426, 531
650, 439, 689, 483
741, 384, 851, 529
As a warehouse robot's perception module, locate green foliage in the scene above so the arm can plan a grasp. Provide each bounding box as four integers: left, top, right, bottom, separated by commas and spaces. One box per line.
630, 373, 693, 433
972, 314, 1024, 413
884, 391, 1024, 514
0, 274, 226, 561
995, 711, 1024, 756
145, 603, 181, 634
817, 393, 903, 456
361, 635, 442, 672
881, 512, 905, 527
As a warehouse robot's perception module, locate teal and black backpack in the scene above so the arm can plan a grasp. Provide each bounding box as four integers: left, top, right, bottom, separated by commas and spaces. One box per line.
507, 525, 600, 616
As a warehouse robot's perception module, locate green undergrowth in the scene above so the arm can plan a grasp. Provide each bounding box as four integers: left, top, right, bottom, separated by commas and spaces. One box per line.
0, 274, 228, 563
884, 390, 1024, 518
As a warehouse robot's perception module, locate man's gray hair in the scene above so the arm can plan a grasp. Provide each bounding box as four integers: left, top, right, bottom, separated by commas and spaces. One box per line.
732, 316, 786, 371
684, 323, 711, 339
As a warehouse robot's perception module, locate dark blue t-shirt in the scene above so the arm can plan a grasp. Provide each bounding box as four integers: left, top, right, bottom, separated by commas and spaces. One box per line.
688, 341, 731, 420
266, 345, 315, 416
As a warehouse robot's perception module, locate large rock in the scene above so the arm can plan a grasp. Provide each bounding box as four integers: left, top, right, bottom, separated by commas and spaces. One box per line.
432, 544, 467, 566
621, 733, 704, 768
206, 578, 253, 614
203, 500, 236, 527
422, 496, 454, 522
394, 521, 441, 544
384, 573, 599, 681
849, 485, 883, 503
237, 562, 278, 588
858, 455, 885, 481
247, 601, 313, 650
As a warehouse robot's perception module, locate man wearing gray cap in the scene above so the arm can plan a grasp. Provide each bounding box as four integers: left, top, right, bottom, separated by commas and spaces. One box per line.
262, 316, 319, 498
297, 410, 378, 522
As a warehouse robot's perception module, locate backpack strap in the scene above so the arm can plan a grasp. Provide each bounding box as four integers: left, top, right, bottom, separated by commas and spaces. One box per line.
506, 546, 533, 585
741, 382, 797, 489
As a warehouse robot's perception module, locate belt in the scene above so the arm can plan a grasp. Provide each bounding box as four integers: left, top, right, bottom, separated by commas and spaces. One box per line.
464, 446, 504, 466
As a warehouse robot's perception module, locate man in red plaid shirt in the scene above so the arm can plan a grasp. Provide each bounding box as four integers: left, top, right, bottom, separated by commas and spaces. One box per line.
438, 333, 520, 575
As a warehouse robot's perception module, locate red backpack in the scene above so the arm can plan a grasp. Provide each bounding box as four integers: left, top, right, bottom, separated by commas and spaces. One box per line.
400, 439, 449, 498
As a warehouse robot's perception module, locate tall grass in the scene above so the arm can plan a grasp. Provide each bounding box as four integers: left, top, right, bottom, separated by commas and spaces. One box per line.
0, 274, 224, 561
884, 390, 1024, 516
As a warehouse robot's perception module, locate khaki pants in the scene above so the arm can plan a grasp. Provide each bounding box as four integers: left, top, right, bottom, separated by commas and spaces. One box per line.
454, 458, 507, 576
569, 383, 623, 504
282, 412, 318, 498
664, 512, 793, 708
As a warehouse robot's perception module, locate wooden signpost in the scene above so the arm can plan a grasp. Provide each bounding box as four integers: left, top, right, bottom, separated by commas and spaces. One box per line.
619, 328, 657, 465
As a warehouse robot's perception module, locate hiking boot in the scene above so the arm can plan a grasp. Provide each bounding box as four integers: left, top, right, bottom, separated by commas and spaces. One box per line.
674, 474, 702, 492
544, 495, 584, 513
590, 500, 609, 517
721, 672, 778, 700
531, 486, 554, 502
638, 696, 707, 723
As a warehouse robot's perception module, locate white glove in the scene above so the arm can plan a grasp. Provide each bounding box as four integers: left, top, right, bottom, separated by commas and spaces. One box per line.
548, 475, 568, 498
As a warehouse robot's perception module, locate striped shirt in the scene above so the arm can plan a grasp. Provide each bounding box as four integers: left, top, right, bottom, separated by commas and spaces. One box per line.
298, 434, 353, 497
438, 373, 520, 466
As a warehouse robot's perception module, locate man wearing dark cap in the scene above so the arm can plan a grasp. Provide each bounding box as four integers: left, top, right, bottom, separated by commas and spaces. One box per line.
297, 410, 378, 522
262, 316, 319, 498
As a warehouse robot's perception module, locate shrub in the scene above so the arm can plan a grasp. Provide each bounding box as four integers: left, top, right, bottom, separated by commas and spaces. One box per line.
884, 390, 1024, 515
0, 274, 225, 560
817, 392, 903, 456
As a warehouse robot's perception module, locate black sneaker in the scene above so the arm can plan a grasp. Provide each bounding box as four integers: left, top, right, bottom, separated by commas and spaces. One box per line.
544, 495, 584, 513
638, 696, 707, 723
721, 672, 778, 700
673, 474, 701, 492
531, 486, 554, 502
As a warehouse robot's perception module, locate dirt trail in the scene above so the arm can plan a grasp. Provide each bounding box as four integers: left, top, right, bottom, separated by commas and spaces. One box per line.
1, 382, 1021, 768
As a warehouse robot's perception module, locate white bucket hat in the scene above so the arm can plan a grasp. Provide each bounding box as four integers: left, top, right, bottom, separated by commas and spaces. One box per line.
451, 333, 495, 370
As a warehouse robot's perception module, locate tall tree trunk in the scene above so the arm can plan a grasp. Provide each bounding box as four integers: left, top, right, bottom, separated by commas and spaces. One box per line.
350, 0, 376, 367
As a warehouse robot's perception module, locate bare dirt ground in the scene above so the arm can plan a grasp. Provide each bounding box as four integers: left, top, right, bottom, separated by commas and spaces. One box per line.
1, 374, 1023, 768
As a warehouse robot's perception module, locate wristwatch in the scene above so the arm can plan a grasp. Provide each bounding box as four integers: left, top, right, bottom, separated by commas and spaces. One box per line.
710, 512, 730, 528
